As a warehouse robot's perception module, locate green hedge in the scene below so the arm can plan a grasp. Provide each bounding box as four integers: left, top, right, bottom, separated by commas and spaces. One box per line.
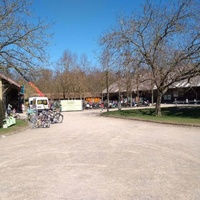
0, 100, 5, 128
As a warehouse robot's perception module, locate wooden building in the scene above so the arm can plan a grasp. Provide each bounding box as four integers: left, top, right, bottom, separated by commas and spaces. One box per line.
102, 76, 200, 104
0, 73, 22, 112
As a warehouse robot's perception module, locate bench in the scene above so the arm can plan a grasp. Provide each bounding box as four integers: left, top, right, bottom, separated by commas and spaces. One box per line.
173, 100, 200, 105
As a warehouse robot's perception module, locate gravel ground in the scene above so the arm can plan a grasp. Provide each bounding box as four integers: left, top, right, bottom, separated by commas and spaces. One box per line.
0, 109, 200, 200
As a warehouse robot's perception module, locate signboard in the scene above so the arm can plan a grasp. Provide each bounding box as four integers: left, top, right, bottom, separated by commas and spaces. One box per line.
60, 100, 83, 111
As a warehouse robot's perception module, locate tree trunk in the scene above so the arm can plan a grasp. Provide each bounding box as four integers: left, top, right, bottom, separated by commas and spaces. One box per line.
151, 86, 154, 106
137, 89, 139, 104
105, 70, 109, 112
106, 92, 109, 112
118, 91, 121, 110
155, 92, 162, 116
136, 78, 139, 104
130, 92, 133, 107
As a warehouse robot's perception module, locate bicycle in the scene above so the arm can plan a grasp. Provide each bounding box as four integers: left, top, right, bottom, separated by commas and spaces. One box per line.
28, 108, 38, 128
48, 109, 63, 124
11, 109, 20, 119
39, 110, 51, 128
29, 110, 51, 128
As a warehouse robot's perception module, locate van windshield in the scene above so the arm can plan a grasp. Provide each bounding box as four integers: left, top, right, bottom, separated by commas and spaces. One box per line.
37, 100, 48, 105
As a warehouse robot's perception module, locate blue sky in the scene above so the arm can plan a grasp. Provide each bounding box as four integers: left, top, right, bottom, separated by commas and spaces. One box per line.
32, 0, 143, 67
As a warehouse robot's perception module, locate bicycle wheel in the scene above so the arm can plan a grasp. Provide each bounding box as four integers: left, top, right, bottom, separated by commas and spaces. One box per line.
55, 113, 63, 123
15, 114, 20, 119
30, 115, 37, 128
46, 120, 51, 128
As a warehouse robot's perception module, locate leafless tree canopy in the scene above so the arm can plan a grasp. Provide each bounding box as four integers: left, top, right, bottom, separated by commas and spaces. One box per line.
43, 50, 104, 99
0, 0, 51, 73
99, 0, 200, 116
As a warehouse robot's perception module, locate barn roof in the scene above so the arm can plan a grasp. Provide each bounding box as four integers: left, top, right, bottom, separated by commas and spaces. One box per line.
103, 76, 200, 93
0, 73, 21, 88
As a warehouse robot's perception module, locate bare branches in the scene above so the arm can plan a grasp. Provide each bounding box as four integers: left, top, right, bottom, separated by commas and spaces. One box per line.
99, 0, 200, 116
0, 0, 52, 71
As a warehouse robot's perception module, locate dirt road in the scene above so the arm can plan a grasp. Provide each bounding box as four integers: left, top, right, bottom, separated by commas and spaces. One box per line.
0, 109, 200, 200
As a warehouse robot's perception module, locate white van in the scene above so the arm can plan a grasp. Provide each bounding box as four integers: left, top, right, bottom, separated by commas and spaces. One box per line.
28, 97, 35, 109
29, 97, 49, 111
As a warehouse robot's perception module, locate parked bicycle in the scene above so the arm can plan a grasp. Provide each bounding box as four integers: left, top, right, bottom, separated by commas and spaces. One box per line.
48, 109, 63, 124
10, 109, 20, 119
28, 108, 51, 128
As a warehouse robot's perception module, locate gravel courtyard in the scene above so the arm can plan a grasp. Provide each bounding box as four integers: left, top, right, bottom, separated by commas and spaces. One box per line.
0, 109, 200, 200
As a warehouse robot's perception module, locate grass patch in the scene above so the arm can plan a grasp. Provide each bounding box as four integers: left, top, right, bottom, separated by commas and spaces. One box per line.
102, 106, 200, 126
0, 119, 29, 135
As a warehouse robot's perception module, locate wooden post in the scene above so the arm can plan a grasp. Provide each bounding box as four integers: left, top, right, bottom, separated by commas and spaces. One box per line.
0, 78, 2, 100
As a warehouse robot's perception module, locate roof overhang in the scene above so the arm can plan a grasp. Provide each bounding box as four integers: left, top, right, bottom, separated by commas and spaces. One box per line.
0, 73, 21, 88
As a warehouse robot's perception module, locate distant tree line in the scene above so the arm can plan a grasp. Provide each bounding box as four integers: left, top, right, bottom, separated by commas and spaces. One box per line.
13, 50, 106, 99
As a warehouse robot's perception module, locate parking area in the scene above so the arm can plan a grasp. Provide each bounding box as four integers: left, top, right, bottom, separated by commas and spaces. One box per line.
0, 109, 200, 200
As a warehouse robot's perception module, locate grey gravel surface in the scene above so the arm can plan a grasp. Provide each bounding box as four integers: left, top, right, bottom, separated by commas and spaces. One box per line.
0, 109, 200, 200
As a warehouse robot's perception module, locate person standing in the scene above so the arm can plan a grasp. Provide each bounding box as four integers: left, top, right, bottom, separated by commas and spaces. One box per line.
7, 103, 12, 116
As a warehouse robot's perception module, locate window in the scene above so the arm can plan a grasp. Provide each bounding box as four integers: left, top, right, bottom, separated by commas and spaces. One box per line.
164, 95, 171, 100
37, 100, 47, 105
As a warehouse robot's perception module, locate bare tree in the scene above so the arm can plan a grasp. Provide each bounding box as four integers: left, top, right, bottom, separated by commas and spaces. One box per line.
100, 0, 200, 116
0, 0, 52, 73
120, 51, 143, 106
55, 50, 95, 99
54, 50, 76, 99
100, 49, 114, 111
35, 68, 55, 96
78, 54, 91, 99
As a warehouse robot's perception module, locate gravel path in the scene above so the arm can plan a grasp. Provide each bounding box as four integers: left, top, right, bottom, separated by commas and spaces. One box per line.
0, 109, 200, 200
